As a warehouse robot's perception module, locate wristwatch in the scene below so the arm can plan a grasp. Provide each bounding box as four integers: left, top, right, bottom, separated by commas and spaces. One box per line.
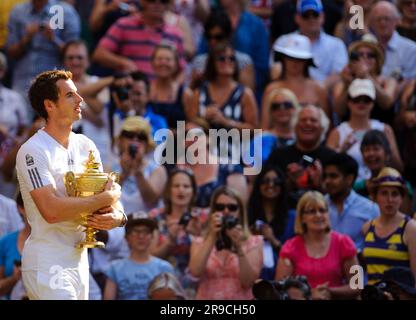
119, 210, 128, 228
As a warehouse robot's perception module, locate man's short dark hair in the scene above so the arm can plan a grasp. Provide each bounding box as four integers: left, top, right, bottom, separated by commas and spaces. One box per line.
28, 70, 73, 120
325, 152, 359, 182
131, 71, 150, 92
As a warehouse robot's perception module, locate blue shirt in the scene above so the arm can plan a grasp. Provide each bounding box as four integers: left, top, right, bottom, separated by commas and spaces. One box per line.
198, 11, 269, 92
7, 0, 80, 94
325, 190, 380, 251
104, 257, 174, 300
0, 231, 21, 282
381, 31, 416, 80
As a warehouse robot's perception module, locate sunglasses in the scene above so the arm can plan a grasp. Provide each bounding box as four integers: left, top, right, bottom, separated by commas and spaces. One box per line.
121, 130, 148, 141
261, 177, 282, 186
350, 51, 377, 61
271, 101, 294, 111
303, 207, 327, 215
66, 55, 84, 61
207, 33, 226, 41
216, 55, 236, 63
301, 11, 320, 19
350, 96, 373, 104
214, 203, 239, 212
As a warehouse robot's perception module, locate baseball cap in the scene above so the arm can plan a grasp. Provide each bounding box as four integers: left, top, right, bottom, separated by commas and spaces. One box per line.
383, 267, 416, 296
348, 79, 376, 100
297, 0, 323, 14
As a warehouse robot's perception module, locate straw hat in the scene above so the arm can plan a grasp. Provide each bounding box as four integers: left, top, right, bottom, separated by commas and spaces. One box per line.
119, 116, 156, 149
372, 167, 407, 193
348, 34, 385, 75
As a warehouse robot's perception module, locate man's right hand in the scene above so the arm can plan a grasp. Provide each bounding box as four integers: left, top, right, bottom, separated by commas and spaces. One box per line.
104, 177, 121, 205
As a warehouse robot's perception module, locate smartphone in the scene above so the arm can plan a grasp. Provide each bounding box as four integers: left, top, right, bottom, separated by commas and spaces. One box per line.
300, 155, 314, 168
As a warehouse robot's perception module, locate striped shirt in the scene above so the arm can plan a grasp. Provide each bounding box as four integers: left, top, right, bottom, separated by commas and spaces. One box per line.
97, 14, 185, 78
363, 216, 411, 284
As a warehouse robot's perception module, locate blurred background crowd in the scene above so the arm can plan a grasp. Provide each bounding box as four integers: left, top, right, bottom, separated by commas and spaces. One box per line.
1, 0, 416, 300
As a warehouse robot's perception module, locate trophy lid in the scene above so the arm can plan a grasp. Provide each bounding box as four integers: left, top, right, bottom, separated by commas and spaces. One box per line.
85, 150, 101, 174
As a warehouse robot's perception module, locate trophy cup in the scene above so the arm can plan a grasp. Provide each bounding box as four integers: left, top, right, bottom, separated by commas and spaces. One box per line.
64, 150, 119, 249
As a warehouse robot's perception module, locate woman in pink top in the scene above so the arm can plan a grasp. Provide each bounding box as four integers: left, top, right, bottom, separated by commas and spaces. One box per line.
189, 186, 263, 300
275, 191, 360, 300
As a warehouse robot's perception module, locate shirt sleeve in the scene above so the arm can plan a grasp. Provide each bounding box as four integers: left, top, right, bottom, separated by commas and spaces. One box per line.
338, 233, 357, 261
103, 262, 117, 282
6, 6, 22, 47
16, 143, 55, 192
97, 20, 123, 53
332, 39, 348, 74
279, 236, 298, 262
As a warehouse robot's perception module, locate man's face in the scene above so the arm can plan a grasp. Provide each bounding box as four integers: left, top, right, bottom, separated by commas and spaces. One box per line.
52, 79, 84, 123
295, 107, 323, 147
63, 44, 89, 78
323, 165, 352, 197
370, 4, 399, 40
295, 10, 324, 35
129, 80, 148, 111
141, 0, 168, 21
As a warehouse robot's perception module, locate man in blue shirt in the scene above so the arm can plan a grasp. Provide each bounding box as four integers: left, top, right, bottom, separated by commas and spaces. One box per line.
323, 153, 379, 251
6, 0, 80, 122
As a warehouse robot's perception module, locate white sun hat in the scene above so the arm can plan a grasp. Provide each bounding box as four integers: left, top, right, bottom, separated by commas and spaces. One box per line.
273, 33, 316, 66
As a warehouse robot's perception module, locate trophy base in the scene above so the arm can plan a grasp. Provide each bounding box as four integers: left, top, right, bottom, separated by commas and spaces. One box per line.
76, 241, 105, 249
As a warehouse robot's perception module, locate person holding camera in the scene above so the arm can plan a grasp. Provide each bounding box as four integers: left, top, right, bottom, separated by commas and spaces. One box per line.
332, 34, 398, 126
327, 78, 403, 181
115, 116, 167, 215
275, 191, 360, 300
362, 167, 416, 285
189, 186, 263, 300
149, 168, 206, 298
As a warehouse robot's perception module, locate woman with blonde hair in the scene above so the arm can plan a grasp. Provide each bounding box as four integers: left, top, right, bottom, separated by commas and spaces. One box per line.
275, 191, 360, 300
189, 186, 263, 299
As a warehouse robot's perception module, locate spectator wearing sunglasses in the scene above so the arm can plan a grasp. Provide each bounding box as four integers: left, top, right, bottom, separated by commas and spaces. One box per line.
251, 88, 299, 165
248, 166, 296, 280
189, 186, 263, 300
397, 0, 416, 42
327, 78, 403, 181
190, 10, 254, 91
271, 0, 348, 85
332, 34, 398, 126
266, 33, 329, 117
275, 191, 360, 300
114, 116, 167, 215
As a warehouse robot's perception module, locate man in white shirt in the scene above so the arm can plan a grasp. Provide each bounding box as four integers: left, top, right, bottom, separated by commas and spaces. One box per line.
15, 70, 126, 300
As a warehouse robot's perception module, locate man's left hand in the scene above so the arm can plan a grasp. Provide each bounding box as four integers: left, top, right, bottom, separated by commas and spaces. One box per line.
87, 206, 124, 230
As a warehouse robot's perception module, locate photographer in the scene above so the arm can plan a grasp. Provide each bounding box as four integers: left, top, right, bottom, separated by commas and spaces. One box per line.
252, 276, 312, 300
189, 186, 263, 300
115, 116, 167, 214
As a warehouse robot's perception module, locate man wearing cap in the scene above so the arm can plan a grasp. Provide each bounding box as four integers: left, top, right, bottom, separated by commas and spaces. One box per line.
271, 0, 348, 83
370, 1, 416, 80
103, 211, 174, 300
382, 267, 416, 300
327, 78, 403, 181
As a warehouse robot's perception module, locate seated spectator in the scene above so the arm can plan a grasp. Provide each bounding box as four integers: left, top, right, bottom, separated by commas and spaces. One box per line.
369, 1, 416, 80
252, 88, 299, 165
334, 0, 375, 46
396, 0, 416, 42
266, 105, 335, 209
103, 212, 174, 300
323, 152, 379, 251
62, 40, 113, 169
327, 79, 403, 180
149, 168, 206, 297
7, 0, 80, 120
332, 34, 398, 126
187, 43, 258, 131
189, 186, 263, 300
148, 43, 192, 129
174, 119, 248, 208
266, 33, 329, 116
248, 166, 296, 280
147, 272, 187, 300
115, 116, 167, 214
362, 167, 416, 285
271, 0, 348, 85
198, 0, 270, 99
190, 10, 254, 90
92, 0, 186, 77
353, 130, 413, 214
275, 191, 360, 300
0, 193, 27, 299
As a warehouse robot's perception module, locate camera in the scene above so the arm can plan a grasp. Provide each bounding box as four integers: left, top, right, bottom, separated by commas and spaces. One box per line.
299, 155, 314, 168
114, 85, 130, 101
178, 212, 192, 227
253, 276, 311, 300
128, 144, 138, 158
361, 282, 397, 300
215, 215, 239, 251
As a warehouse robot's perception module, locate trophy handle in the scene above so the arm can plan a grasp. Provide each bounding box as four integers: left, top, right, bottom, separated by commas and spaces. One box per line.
108, 172, 120, 184
64, 172, 77, 197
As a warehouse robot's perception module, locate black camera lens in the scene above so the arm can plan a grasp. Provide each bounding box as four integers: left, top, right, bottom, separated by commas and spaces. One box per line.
223, 215, 239, 229
128, 144, 138, 158
115, 86, 130, 101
